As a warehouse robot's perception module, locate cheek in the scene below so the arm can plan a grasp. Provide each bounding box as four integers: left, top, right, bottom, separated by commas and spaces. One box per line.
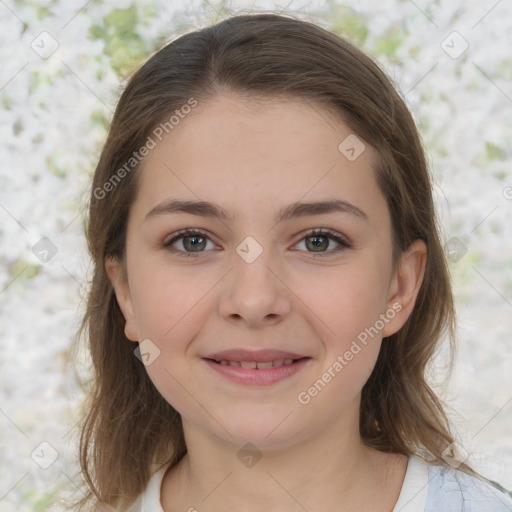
129, 257, 213, 340
300, 261, 389, 388
304, 261, 389, 339
128, 261, 210, 413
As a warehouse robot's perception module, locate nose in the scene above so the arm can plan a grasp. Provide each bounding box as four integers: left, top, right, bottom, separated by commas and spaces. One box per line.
217, 243, 292, 328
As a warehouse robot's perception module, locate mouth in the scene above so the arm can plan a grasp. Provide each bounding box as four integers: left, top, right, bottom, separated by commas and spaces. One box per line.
202, 356, 312, 386
205, 357, 309, 369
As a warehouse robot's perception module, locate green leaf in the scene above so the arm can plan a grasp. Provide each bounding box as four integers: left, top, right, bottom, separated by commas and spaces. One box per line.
485, 141, 506, 161
373, 26, 406, 62
88, 4, 148, 76
327, 5, 369, 45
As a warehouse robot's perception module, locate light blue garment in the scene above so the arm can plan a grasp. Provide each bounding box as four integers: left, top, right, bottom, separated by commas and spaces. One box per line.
424, 463, 512, 511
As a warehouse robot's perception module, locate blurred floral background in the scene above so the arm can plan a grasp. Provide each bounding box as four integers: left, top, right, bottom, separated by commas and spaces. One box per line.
1, 0, 511, 509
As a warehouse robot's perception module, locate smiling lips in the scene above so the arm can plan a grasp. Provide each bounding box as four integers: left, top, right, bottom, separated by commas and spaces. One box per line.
216, 359, 297, 369
203, 348, 311, 385
204, 348, 309, 367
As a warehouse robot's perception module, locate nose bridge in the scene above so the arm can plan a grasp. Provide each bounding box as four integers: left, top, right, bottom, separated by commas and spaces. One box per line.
218, 234, 291, 325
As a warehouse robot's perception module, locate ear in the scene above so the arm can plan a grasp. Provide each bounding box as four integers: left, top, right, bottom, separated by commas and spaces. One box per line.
105, 256, 139, 342
382, 239, 427, 338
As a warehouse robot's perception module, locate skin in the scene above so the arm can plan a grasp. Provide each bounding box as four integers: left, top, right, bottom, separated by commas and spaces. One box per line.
106, 92, 427, 512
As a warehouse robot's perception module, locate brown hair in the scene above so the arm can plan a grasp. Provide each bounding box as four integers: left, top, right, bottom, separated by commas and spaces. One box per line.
75, 11, 471, 511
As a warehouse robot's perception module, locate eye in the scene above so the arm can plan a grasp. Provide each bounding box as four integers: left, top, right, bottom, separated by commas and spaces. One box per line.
162, 228, 218, 257
293, 228, 351, 256
162, 228, 350, 257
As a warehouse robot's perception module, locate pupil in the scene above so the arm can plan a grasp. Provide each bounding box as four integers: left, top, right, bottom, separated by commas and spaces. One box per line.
308, 236, 327, 251
185, 236, 205, 251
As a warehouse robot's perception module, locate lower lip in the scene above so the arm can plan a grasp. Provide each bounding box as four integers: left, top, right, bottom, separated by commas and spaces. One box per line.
203, 358, 311, 386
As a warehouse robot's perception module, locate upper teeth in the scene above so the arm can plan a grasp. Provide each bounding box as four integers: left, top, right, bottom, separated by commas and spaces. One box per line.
218, 358, 295, 369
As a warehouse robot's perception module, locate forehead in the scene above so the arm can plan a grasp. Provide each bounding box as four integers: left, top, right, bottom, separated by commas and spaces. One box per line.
131, 93, 385, 224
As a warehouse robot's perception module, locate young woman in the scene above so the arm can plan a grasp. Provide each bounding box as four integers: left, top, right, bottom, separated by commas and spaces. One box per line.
75, 12, 512, 512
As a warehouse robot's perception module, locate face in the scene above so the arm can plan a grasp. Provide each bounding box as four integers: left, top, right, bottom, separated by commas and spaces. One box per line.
107, 93, 425, 450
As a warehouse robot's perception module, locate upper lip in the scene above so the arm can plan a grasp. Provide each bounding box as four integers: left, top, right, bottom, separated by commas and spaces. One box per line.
204, 349, 309, 362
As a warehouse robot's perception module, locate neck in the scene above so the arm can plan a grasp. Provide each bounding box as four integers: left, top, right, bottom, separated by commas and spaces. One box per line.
161, 409, 407, 512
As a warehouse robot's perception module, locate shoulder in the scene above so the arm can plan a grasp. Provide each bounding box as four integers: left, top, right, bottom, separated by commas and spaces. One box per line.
425, 462, 512, 512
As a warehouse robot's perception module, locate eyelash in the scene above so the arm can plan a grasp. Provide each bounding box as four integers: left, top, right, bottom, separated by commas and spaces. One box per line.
162, 228, 351, 258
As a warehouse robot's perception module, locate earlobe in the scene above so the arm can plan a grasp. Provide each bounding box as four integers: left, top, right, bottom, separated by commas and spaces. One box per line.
382, 239, 427, 338
105, 257, 139, 342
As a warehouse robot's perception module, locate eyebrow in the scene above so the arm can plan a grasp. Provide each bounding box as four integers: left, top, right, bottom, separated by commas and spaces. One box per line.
145, 198, 368, 223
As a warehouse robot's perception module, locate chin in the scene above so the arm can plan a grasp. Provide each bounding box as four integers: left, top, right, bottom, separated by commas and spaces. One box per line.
213, 415, 308, 452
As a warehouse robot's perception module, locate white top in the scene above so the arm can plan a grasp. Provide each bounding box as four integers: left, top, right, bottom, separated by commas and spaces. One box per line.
392, 455, 429, 511
126, 455, 512, 512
